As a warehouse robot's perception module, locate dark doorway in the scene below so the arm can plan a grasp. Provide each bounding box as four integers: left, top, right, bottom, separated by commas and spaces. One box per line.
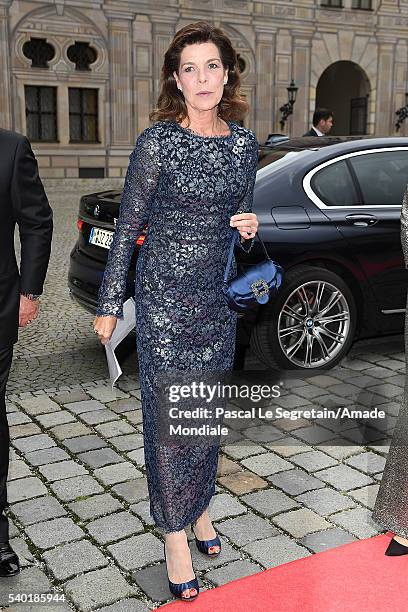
316, 61, 370, 136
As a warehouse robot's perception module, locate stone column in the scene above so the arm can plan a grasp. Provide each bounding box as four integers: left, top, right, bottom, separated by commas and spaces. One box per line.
291, 31, 313, 138
106, 10, 135, 147
394, 39, 408, 136
375, 38, 396, 136
0, 1, 12, 130
378, 0, 399, 11
151, 18, 176, 107
254, 27, 276, 142
133, 15, 152, 132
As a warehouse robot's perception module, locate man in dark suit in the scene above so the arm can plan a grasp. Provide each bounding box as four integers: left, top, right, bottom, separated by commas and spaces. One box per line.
0, 129, 53, 576
303, 108, 334, 137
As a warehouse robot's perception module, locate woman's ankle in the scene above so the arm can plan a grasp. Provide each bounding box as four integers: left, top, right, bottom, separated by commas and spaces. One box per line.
165, 529, 186, 541
192, 509, 209, 526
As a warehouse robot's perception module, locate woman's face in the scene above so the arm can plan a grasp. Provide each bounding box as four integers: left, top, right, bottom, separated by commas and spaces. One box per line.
173, 41, 229, 114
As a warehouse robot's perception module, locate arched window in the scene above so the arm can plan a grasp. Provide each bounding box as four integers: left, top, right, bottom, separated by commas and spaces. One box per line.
23, 38, 55, 68
67, 42, 97, 71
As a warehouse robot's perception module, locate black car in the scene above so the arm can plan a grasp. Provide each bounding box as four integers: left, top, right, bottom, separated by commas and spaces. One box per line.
68, 136, 408, 371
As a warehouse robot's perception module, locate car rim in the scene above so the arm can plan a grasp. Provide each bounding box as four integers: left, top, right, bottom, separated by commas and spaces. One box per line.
277, 280, 351, 368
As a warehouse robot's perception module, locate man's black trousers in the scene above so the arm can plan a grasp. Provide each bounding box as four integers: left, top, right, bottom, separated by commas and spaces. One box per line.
0, 345, 13, 542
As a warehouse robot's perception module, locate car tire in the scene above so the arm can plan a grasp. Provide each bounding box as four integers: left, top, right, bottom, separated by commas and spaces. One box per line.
250, 265, 357, 371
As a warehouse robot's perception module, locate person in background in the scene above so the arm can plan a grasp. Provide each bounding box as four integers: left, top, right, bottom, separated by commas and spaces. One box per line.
0, 128, 53, 577
303, 108, 334, 136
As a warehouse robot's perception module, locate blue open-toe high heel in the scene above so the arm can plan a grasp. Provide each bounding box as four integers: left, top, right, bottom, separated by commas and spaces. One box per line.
192, 521, 222, 558
164, 542, 199, 602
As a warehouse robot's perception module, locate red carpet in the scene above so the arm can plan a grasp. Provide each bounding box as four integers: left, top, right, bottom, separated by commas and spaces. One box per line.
159, 532, 406, 611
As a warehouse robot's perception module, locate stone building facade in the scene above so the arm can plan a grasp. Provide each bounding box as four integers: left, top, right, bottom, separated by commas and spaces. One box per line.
0, 0, 407, 178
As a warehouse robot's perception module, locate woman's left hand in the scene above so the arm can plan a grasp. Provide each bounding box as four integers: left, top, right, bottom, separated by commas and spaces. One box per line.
230, 212, 258, 240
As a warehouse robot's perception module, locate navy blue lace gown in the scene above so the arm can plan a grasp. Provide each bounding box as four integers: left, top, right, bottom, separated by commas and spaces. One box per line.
96, 119, 259, 533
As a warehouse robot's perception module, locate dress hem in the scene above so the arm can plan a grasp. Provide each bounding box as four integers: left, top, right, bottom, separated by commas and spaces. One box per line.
371, 511, 408, 539
152, 489, 215, 534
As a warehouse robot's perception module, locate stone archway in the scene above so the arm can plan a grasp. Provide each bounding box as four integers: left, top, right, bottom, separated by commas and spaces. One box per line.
316, 61, 371, 136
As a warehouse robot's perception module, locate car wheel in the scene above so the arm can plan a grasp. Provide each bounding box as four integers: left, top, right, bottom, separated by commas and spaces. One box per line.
250, 265, 357, 371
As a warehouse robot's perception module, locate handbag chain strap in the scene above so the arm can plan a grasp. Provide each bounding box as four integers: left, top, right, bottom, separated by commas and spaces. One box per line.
223, 228, 271, 284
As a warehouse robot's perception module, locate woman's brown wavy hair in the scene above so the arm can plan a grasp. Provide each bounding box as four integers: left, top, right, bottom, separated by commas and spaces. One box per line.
149, 21, 249, 125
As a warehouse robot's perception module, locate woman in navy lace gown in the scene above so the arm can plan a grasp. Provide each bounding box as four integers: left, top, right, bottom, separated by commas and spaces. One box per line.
93, 22, 259, 601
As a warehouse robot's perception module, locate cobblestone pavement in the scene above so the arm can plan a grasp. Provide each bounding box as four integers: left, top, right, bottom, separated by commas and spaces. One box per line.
2, 184, 403, 610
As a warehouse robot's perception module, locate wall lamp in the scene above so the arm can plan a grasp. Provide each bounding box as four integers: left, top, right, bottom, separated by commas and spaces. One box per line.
396, 93, 408, 132
279, 79, 298, 131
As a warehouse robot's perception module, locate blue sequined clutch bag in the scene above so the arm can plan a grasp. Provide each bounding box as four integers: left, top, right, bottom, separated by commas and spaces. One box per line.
222, 229, 283, 313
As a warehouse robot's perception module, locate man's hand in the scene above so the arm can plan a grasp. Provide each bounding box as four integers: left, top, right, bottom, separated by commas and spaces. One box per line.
19, 295, 39, 327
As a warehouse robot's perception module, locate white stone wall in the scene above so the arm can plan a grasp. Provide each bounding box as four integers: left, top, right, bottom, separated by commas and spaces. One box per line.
0, 0, 407, 177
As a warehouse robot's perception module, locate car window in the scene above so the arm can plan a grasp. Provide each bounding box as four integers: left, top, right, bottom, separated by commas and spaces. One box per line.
349, 150, 408, 206
311, 160, 359, 206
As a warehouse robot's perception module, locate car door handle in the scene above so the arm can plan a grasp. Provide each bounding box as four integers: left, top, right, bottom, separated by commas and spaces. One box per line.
345, 214, 378, 227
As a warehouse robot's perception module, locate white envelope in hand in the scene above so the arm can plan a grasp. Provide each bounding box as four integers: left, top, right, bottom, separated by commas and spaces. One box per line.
104, 297, 136, 388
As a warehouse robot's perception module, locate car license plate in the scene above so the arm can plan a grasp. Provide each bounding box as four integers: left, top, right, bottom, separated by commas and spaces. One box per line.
89, 227, 114, 249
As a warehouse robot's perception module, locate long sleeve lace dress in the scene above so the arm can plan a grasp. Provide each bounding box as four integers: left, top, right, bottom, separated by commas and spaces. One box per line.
96, 119, 259, 532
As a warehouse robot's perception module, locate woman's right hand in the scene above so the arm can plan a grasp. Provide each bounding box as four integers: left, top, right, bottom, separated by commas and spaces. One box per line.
93, 315, 118, 345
